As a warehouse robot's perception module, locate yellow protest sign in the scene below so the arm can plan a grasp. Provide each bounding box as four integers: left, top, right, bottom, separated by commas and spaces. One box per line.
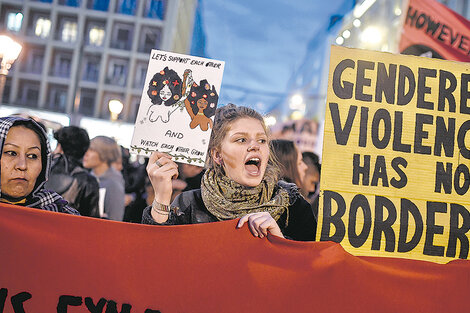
318, 46, 470, 263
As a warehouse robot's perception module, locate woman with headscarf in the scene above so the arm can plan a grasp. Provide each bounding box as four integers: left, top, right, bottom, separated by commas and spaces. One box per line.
143, 104, 316, 241
0, 116, 78, 214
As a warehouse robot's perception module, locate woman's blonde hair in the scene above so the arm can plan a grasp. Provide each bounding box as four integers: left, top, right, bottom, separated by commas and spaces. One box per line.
89, 136, 121, 166
207, 103, 280, 179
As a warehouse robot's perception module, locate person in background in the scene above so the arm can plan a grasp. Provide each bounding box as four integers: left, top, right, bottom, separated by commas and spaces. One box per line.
170, 163, 205, 202
0, 116, 78, 215
302, 151, 321, 198
180, 163, 205, 192
45, 126, 100, 217
270, 139, 308, 193
83, 136, 125, 221
119, 148, 148, 223
143, 104, 316, 241
301, 151, 321, 219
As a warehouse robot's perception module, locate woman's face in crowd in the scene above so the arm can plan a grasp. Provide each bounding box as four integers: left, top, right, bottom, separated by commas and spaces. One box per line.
296, 148, 308, 185
83, 148, 102, 170
215, 117, 269, 187
1, 126, 42, 199
303, 169, 319, 193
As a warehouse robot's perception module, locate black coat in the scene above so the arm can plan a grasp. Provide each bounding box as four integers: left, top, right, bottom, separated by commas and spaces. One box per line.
46, 154, 100, 217
142, 181, 317, 241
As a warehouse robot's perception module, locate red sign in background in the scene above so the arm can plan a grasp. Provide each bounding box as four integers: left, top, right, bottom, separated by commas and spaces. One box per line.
0, 203, 468, 313
400, 0, 470, 62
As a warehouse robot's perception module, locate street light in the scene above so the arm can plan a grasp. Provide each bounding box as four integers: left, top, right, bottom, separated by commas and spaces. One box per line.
0, 35, 22, 105
108, 99, 123, 121
360, 26, 383, 46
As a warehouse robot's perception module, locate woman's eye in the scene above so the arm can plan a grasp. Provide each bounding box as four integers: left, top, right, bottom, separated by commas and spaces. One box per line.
259, 139, 267, 144
4, 150, 16, 156
27, 154, 39, 159
236, 138, 246, 143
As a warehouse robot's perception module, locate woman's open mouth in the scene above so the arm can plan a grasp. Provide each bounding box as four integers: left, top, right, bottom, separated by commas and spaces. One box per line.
244, 157, 261, 175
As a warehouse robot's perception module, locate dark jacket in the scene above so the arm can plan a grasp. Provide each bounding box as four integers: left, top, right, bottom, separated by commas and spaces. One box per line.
46, 154, 100, 217
0, 116, 78, 215
142, 181, 316, 241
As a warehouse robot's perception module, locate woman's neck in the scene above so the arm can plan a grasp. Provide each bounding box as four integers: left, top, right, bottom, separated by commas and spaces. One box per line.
92, 162, 110, 177
0, 194, 27, 205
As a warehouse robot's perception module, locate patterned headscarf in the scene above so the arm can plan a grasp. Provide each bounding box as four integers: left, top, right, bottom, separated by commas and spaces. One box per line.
0, 116, 78, 214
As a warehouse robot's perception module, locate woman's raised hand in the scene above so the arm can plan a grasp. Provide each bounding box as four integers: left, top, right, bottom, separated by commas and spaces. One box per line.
237, 212, 284, 239
147, 151, 178, 206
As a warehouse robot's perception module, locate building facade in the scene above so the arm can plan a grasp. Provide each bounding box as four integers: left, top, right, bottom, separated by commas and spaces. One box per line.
0, 0, 197, 123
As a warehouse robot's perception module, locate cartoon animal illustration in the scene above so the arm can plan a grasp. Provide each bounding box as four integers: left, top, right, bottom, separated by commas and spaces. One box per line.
146, 67, 182, 122
184, 79, 218, 131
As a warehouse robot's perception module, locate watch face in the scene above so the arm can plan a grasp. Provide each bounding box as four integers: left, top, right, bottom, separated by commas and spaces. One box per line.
401, 44, 444, 59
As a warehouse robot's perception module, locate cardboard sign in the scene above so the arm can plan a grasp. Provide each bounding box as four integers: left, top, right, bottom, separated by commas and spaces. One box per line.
0, 203, 468, 312
318, 46, 470, 263
271, 118, 319, 153
130, 50, 225, 166
400, 0, 470, 62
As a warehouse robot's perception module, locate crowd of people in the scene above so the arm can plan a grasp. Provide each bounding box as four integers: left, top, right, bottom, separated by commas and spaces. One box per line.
0, 104, 321, 241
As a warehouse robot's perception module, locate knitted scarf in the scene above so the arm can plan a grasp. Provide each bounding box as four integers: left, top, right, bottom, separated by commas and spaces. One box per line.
201, 167, 290, 221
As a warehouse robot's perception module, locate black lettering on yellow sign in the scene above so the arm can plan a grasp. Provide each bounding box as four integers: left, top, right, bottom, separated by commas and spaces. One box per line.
328, 102, 470, 162
320, 191, 470, 259
435, 162, 470, 195
331, 59, 470, 114
321, 47, 470, 262
352, 154, 408, 188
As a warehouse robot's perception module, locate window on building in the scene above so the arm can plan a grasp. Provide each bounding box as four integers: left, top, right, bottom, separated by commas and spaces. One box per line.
85, 20, 106, 47
58, 0, 81, 7
144, 0, 167, 19
19, 80, 40, 108
52, 51, 73, 78
88, 26, 105, 46
129, 96, 141, 122
107, 58, 128, 86
82, 55, 101, 82
34, 17, 51, 38
46, 84, 68, 112
111, 23, 133, 50
6, 12, 23, 32
139, 26, 161, 53
86, 0, 110, 12
2, 78, 12, 103
23, 47, 45, 74
116, 0, 137, 15
133, 62, 147, 89
61, 20, 78, 42
78, 89, 96, 116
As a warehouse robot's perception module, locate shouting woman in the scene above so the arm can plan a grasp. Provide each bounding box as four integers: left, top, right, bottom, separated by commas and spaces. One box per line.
143, 104, 316, 241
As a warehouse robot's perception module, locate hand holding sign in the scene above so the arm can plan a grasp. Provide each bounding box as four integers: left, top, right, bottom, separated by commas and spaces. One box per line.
147, 151, 178, 223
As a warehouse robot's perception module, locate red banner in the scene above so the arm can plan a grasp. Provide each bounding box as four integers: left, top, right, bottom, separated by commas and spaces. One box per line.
399, 0, 470, 62
0, 202, 468, 313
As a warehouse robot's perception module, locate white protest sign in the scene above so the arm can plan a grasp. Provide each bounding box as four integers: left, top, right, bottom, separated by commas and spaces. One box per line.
130, 50, 225, 166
